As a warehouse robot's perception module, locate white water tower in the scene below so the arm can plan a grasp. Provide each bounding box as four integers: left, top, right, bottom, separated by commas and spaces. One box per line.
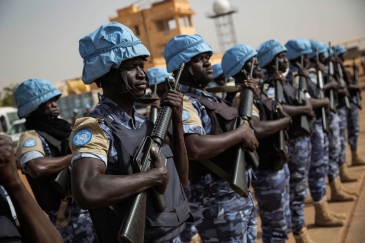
208, 0, 237, 53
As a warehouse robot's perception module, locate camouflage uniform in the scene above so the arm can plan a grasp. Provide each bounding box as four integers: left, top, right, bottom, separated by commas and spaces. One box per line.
327, 112, 341, 181
285, 65, 312, 233
252, 164, 291, 243
18, 133, 97, 243
347, 97, 360, 151
337, 107, 348, 167
308, 119, 328, 201
179, 85, 257, 243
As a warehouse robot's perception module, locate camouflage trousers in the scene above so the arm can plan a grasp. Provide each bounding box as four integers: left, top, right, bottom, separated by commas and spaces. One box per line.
337, 107, 348, 167
48, 204, 98, 243
327, 112, 341, 181
287, 136, 311, 234
308, 119, 329, 202
252, 164, 291, 243
347, 98, 360, 151
180, 173, 257, 243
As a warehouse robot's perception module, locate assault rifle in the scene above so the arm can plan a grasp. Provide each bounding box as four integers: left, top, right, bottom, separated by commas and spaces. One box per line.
118, 63, 185, 243
295, 56, 311, 135
330, 43, 351, 109
273, 57, 289, 162
239, 57, 259, 169
149, 78, 158, 123
315, 49, 330, 134
326, 45, 337, 113
352, 59, 362, 110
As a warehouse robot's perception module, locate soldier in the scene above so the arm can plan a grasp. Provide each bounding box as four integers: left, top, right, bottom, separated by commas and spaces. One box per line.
14, 79, 97, 242
305, 40, 349, 226
0, 134, 63, 243
251, 39, 293, 243
164, 35, 259, 243
283, 38, 315, 243
333, 45, 365, 167
70, 22, 191, 243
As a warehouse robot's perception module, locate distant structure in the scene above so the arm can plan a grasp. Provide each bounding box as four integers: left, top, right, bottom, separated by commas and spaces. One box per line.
207, 0, 237, 53
110, 0, 223, 69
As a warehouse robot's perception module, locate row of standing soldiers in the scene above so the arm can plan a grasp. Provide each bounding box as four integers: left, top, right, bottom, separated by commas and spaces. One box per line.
3, 22, 363, 243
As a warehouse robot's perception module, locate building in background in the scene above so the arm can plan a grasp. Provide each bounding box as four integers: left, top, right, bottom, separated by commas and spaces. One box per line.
110, 0, 222, 69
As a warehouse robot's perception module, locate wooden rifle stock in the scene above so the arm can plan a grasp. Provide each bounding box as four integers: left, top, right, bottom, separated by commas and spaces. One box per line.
315, 49, 330, 134
352, 59, 362, 110
118, 63, 185, 243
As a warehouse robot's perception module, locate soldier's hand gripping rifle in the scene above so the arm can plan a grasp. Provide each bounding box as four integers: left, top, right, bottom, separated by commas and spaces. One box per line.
352, 59, 362, 110
315, 49, 330, 134
237, 57, 260, 166
273, 57, 289, 162
118, 63, 185, 243
295, 56, 311, 135
330, 43, 351, 110
149, 78, 159, 123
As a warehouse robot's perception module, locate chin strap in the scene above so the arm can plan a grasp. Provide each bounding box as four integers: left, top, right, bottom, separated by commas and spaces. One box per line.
118, 70, 145, 100
186, 66, 204, 88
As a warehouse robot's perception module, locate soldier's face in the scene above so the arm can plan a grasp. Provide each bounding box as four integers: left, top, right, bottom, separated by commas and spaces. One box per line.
43, 97, 59, 119
276, 52, 289, 73
243, 56, 261, 79
189, 52, 214, 86
120, 57, 148, 99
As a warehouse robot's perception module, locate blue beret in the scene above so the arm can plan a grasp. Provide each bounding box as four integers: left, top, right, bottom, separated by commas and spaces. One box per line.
79, 22, 150, 84
285, 38, 312, 60
257, 39, 287, 68
164, 34, 213, 73
15, 79, 62, 118
333, 45, 346, 56
309, 40, 329, 59
146, 67, 174, 86
222, 44, 257, 78
212, 63, 223, 79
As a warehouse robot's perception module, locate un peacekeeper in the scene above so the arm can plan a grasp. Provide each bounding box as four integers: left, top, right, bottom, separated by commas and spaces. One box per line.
305, 40, 352, 227
164, 34, 259, 243
254, 39, 293, 243
145, 67, 174, 118
0, 134, 64, 243
333, 45, 365, 167
14, 79, 97, 243
70, 22, 191, 243
283, 38, 316, 243
308, 42, 358, 203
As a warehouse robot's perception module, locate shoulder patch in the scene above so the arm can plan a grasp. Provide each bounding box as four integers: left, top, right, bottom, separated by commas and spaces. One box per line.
182, 109, 190, 122
72, 128, 93, 146
22, 138, 37, 148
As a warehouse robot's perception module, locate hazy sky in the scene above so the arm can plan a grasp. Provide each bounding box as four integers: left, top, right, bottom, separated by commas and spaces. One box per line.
1, 0, 365, 90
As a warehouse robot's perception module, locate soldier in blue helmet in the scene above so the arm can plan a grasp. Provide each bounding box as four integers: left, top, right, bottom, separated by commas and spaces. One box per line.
70, 22, 191, 243
14, 79, 97, 243
333, 45, 365, 167
164, 34, 259, 243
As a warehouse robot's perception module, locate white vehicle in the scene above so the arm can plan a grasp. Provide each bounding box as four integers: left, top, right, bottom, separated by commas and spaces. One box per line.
0, 107, 19, 134
7, 119, 26, 148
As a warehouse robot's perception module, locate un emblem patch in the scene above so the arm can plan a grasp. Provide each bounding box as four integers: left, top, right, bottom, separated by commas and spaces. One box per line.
22, 138, 37, 148
73, 128, 92, 146
182, 109, 190, 122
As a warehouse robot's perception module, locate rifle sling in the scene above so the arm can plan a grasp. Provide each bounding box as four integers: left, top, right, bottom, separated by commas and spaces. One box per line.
197, 159, 231, 182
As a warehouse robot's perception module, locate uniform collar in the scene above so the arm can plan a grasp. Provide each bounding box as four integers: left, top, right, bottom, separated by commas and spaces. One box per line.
180, 84, 219, 102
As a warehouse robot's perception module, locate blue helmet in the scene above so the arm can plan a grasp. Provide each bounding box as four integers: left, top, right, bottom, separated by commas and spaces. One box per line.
333, 45, 346, 56
309, 40, 329, 59
164, 34, 213, 73
285, 38, 312, 60
222, 44, 257, 78
15, 79, 62, 118
212, 64, 224, 80
79, 22, 150, 84
256, 39, 287, 68
146, 67, 174, 86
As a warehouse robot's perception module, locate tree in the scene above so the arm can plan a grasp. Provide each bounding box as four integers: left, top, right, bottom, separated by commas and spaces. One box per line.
0, 84, 19, 107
